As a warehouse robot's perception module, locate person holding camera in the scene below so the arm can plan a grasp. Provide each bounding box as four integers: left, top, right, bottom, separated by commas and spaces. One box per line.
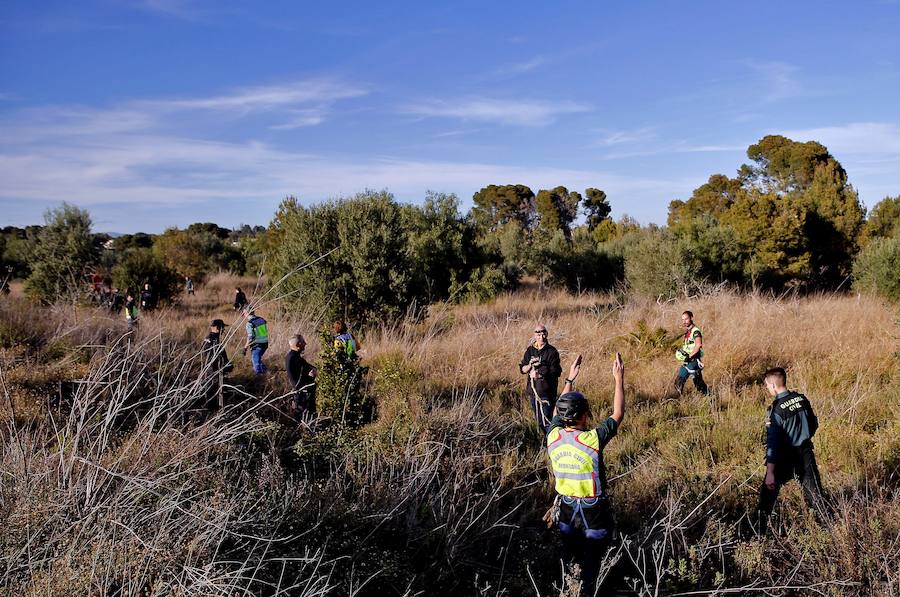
519, 324, 562, 432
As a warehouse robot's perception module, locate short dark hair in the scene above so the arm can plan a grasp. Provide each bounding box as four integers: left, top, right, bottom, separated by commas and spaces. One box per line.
764, 367, 787, 385
334, 320, 347, 334
682, 310, 693, 318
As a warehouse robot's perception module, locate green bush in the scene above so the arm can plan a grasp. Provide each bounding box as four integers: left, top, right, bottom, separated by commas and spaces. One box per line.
267, 191, 506, 323
24, 204, 98, 304
624, 229, 702, 299
315, 328, 370, 426
852, 233, 900, 301
112, 248, 181, 304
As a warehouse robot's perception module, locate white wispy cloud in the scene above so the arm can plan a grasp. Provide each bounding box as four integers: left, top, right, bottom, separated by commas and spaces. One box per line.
779, 122, 900, 154
744, 60, 802, 103
404, 97, 591, 127
0, 100, 685, 217
149, 80, 367, 114
594, 127, 657, 147
3, 79, 368, 142
0, 134, 680, 207
490, 55, 551, 77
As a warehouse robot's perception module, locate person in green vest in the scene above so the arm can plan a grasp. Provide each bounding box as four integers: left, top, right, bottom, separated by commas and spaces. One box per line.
674, 310, 709, 395
242, 307, 269, 375
123, 290, 139, 330
333, 320, 358, 359
547, 353, 625, 595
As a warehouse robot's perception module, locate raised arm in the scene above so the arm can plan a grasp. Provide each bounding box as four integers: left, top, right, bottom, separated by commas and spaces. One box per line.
611, 352, 625, 424
561, 354, 582, 394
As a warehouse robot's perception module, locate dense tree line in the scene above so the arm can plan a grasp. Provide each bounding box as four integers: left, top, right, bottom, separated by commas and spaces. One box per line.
4, 135, 898, 315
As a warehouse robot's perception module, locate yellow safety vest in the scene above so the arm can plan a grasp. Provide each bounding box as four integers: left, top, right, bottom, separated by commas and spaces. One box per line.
547, 427, 601, 498
676, 324, 703, 362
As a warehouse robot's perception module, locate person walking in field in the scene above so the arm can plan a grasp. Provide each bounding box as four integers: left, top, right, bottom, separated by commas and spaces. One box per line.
233, 287, 248, 311
201, 319, 232, 410
124, 291, 139, 329
520, 324, 562, 432
674, 310, 709, 395
286, 334, 317, 422
140, 283, 155, 311
185, 276, 195, 296
547, 353, 625, 596
242, 307, 269, 375
332, 320, 358, 358
756, 367, 828, 531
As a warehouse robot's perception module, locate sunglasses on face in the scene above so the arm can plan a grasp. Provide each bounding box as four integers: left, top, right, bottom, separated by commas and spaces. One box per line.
534, 330, 547, 334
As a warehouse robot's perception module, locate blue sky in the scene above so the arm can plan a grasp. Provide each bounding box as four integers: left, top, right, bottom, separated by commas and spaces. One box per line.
2, 0, 899, 233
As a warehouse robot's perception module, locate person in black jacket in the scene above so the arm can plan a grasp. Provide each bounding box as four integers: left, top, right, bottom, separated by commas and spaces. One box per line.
233, 287, 248, 311
201, 319, 232, 410
519, 324, 562, 433
756, 367, 829, 531
285, 334, 317, 422
140, 283, 155, 311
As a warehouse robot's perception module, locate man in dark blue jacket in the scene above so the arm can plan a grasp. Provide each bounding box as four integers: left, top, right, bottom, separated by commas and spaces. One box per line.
757, 367, 828, 529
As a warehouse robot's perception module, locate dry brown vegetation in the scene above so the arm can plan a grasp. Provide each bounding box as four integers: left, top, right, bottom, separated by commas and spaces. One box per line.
1, 275, 898, 595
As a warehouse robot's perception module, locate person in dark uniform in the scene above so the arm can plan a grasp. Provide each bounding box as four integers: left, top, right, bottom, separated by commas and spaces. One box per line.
285, 334, 317, 422
201, 319, 232, 411
140, 283, 155, 311
519, 324, 562, 432
233, 287, 248, 311
756, 367, 828, 531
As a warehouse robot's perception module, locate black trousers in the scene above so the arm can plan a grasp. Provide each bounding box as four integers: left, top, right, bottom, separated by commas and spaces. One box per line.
757, 443, 828, 523
559, 497, 614, 596
291, 389, 316, 421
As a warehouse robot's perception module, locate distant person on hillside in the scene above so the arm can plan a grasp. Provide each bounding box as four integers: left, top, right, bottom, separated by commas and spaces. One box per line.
546, 353, 625, 595
124, 291, 139, 329
185, 276, 195, 296
201, 319, 232, 411
332, 320, 358, 358
108, 288, 124, 314
286, 334, 317, 422
233, 287, 248, 311
242, 307, 269, 375
519, 324, 562, 432
140, 283, 155, 311
756, 367, 829, 532
674, 310, 709, 395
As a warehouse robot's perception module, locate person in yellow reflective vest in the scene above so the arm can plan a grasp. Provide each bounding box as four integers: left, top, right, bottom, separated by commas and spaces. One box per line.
123, 291, 139, 330
674, 310, 709, 395
547, 352, 625, 595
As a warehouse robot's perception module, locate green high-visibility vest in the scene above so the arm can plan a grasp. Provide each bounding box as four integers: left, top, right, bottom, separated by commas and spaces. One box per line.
675, 324, 703, 362
547, 427, 602, 498
250, 317, 269, 343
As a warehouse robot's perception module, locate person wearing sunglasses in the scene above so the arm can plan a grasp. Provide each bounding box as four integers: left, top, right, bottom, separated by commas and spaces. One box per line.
519, 324, 562, 432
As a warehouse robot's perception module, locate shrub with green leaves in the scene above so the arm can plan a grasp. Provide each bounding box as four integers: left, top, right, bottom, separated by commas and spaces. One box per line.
24, 203, 98, 304
267, 191, 506, 323
624, 228, 702, 299
112, 248, 181, 304
852, 233, 900, 301
315, 327, 370, 426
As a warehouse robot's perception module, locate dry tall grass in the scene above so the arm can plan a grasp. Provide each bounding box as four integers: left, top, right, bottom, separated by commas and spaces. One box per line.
1, 278, 898, 595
